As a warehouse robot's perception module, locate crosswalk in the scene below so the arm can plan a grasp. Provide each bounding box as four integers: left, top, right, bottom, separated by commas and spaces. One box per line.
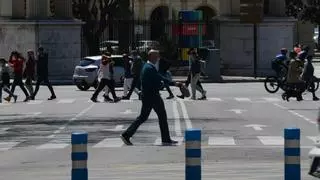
0, 97, 288, 106
0, 135, 318, 151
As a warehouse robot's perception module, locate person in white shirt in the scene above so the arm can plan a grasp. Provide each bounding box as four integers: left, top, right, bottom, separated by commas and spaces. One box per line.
90, 54, 120, 103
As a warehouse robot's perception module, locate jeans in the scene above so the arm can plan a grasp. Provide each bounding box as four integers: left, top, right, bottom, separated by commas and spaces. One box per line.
33, 76, 55, 98
122, 94, 171, 142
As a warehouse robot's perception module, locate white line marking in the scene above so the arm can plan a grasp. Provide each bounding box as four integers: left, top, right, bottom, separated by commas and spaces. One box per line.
273, 103, 288, 110
288, 110, 316, 124
115, 125, 124, 131
208, 137, 236, 146
235, 98, 251, 102
208, 98, 223, 102
0, 142, 21, 151
172, 101, 182, 137
48, 104, 95, 138
263, 98, 280, 102
57, 99, 75, 104
0, 128, 10, 131
36, 143, 69, 150
257, 136, 284, 146
27, 100, 43, 105
93, 138, 124, 148
307, 136, 319, 143
178, 99, 192, 129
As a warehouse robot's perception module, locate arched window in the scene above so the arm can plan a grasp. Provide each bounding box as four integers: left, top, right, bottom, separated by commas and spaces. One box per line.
264, 0, 270, 15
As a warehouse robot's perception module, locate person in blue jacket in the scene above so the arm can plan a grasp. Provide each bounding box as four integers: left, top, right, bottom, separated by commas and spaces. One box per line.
120, 49, 180, 146
271, 48, 288, 77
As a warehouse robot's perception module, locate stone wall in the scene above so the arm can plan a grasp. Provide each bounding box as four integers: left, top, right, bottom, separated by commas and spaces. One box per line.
219, 17, 296, 76
0, 20, 82, 80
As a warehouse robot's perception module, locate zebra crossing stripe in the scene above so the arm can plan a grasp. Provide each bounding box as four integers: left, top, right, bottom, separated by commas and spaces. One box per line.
57, 99, 76, 104
36, 143, 69, 150
235, 98, 251, 102
307, 136, 319, 143
262, 98, 281, 102
208, 98, 223, 102
208, 137, 236, 146
93, 138, 124, 148
258, 136, 284, 145
0, 142, 21, 151
27, 100, 43, 105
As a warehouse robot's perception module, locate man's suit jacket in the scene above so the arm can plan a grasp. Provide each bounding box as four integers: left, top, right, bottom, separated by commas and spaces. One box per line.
140, 62, 171, 97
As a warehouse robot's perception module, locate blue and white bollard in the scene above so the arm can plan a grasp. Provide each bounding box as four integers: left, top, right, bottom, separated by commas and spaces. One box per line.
284, 128, 300, 180
185, 129, 201, 180
71, 132, 88, 180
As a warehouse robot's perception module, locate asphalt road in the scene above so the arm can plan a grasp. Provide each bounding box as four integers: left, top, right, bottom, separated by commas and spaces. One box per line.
0, 83, 320, 180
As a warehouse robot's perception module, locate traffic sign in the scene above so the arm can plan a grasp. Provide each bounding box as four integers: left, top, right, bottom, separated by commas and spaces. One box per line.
240, 0, 264, 24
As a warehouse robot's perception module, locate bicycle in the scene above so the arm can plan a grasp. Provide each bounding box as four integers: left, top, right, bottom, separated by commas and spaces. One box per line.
264, 75, 319, 94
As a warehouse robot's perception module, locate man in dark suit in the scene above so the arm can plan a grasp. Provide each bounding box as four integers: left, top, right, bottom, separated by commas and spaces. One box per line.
120, 49, 179, 146
30, 47, 56, 100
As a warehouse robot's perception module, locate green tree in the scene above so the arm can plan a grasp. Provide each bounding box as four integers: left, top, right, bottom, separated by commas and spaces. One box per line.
285, 0, 320, 49
72, 0, 131, 55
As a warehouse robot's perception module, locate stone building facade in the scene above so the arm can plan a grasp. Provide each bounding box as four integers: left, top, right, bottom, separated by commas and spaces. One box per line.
0, 0, 315, 78
0, 0, 82, 80
132, 0, 314, 76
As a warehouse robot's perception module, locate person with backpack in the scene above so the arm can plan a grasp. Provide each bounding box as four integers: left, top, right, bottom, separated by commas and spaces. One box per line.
271, 48, 288, 78
0, 58, 18, 103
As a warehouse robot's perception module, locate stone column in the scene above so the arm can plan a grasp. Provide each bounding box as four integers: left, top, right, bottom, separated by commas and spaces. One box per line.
0, 0, 25, 18
26, 0, 49, 19
54, 0, 73, 18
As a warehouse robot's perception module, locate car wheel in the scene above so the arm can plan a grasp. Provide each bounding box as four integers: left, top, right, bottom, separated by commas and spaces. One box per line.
76, 82, 91, 91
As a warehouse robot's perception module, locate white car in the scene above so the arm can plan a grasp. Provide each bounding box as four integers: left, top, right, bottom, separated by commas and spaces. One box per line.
73, 55, 125, 91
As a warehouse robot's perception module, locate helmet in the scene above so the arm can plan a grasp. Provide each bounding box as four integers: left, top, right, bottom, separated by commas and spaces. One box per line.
280, 48, 288, 54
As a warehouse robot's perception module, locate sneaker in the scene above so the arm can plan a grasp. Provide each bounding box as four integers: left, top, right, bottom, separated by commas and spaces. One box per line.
162, 140, 179, 146
177, 95, 185, 99
113, 97, 121, 103
90, 97, 98, 103
120, 134, 133, 146
48, 96, 56, 100
4, 96, 11, 102
23, 97, 30, 102
166, 95, 174, 99
104, 95, 113, 102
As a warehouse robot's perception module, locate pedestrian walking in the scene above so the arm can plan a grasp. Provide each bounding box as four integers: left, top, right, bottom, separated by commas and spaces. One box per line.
30, 47, 56, 100
282, 51, 305, 101
120, 49, 180, 146
4, 51, 30, 102
122, 53, 139, 98
158, 56, 174, 99
0, 58, 17, 103
91, 54, 120, 103
302, 55, 319, 101
24, 50, 36, 96
189, 48, 207, 100
122, 50, 143, 100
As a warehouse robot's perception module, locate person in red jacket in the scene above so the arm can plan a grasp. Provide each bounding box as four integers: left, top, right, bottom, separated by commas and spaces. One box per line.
4, 51, 30, 102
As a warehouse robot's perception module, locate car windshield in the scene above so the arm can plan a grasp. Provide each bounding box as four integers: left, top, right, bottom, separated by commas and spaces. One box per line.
79, 58, 95, 66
